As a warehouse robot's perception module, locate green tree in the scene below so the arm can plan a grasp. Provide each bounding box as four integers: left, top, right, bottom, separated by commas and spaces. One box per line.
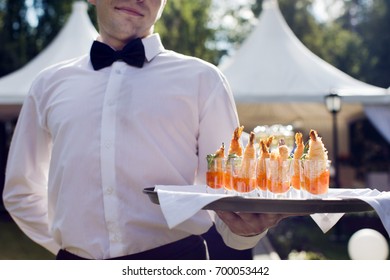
0, 0, 75, 77
0, 0, 29, 76
318, 23, 366, 78
155, 0, 220, 64
30, 0, 73, 51
343, 0, 390, 87
0, 0, 219, 77
0, 0, 5, 28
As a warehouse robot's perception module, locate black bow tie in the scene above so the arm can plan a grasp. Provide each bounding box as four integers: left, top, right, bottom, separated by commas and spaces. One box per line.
90, 38, 145, 70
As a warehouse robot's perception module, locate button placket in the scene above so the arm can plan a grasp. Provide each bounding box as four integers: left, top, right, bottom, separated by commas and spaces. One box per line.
100, 63, 126, 257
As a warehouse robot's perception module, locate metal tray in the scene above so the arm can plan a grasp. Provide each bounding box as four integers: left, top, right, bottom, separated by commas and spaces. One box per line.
143, 187, 374, 214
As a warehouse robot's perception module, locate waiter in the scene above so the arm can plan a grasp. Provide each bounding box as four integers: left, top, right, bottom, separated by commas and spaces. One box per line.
3, 0, 287, 259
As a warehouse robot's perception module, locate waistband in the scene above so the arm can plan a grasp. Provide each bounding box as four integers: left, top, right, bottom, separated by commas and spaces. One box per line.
57, 235, 208, 260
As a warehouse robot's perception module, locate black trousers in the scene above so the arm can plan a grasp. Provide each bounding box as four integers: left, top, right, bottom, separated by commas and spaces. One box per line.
56, 235, 208, 260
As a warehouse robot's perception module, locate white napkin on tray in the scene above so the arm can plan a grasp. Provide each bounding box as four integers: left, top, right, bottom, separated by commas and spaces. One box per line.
155, 185, 390, 238
315, 188, 390, 237
155, 185, 225, 228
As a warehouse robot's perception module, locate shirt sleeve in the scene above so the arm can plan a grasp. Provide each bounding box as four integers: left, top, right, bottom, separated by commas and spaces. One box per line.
213, 213, 267, 250
195, 69, 239, 185
2, 87, 60, 255
195, 69, 266, 249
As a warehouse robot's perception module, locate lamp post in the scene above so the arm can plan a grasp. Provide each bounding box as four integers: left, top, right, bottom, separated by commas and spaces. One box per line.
325, 93, 342, 188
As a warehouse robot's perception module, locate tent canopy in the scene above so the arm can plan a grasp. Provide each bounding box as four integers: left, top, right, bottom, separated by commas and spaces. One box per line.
219, 0, 389, 104
0, 1, 98, 119
218, 0, 390, 155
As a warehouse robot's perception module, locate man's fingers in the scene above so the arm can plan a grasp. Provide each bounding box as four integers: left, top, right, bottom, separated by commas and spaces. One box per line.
215, 210, 239, 222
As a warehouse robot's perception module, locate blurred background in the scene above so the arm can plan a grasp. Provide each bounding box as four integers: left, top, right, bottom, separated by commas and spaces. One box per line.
0, 0, 389, 260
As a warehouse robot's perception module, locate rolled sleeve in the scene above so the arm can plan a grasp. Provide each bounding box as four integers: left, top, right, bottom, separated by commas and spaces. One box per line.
214, 214, 268, 250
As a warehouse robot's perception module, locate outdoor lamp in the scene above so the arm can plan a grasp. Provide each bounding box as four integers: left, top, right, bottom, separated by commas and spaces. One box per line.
325, 93, 342, 113
325, 92, 342, 188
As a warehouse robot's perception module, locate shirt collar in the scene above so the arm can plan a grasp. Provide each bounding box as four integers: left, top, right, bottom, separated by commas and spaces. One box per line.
141, 33, 165, 62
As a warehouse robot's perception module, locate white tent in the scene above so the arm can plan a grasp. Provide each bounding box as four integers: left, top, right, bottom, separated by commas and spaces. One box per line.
219, 0, 390, 156
0, 1, 98, 120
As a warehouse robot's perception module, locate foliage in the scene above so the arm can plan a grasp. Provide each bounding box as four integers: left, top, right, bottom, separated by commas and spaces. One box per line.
0, 0, 74, 77
0, 0, 389, 88
288, 250, 326, 260
0, 0, 30, 76
340, 0, 390, 88
155, 0, 221, 64
284, 0, 390, 87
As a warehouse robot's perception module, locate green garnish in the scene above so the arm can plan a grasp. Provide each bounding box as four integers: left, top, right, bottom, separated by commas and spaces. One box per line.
207, 154, 217, 170
301, 140, 310, 159
227, 153, 239, 160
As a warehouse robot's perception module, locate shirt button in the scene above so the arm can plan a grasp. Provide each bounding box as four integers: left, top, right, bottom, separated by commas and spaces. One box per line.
106, 187, 113, 195
113, 235, 121, 242
115, 69, 122, 75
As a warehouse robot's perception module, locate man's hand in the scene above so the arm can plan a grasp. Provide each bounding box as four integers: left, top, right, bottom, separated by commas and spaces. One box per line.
215, 211, 294, 237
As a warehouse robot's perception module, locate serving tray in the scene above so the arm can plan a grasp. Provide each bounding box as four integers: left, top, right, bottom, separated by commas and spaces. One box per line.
143, 187, 374, 214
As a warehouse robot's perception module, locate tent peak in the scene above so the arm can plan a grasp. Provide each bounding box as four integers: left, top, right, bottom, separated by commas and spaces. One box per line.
263, 0, 279, 9
73, 1, 88, 12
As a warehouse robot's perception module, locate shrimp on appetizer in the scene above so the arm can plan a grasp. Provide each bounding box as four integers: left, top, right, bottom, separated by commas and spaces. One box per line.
228, 125, 244, 157
293, 132, 304, 159
307, 129, 328, 161
240, 132, 256, 178
266, 140, 291, 195
265, 135, 274, 150
225, 126, 244, 191
291, 132, 304, 190
236, 131, 257, 193
278, 139, 290, 161
304, 129, 330, 195
256, 139, 271, 192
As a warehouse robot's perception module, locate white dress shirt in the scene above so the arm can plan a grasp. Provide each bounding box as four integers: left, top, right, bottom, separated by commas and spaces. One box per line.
3, 34, 264, 259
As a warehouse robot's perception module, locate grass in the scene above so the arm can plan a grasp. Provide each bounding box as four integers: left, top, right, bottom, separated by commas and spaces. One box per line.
0, 212, 54, 260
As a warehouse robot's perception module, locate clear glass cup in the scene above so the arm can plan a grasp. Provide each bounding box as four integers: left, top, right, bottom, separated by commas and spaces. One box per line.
290, 158, 304, 198
256, 158, 268, 198
224, 155, 240, 194
265, 158, 293, 199
206, 157, 225, 194
228, 157, 257, 196
302, 159, 331, 198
